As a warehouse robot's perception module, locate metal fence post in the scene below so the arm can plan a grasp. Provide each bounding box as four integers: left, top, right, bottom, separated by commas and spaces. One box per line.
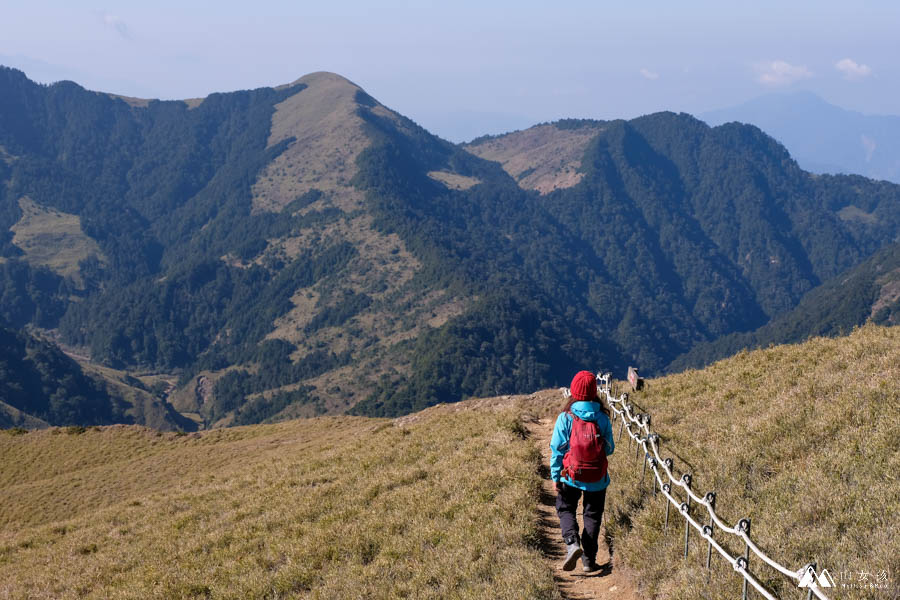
682, 474, 692, 558
663, 483, 671, 532
663, 459, 674, 526
641, 450, 648, 485
705, 492, 716, 576
595, 366, 828, 600
739, 518, 751, 600
634, 425, 642, 461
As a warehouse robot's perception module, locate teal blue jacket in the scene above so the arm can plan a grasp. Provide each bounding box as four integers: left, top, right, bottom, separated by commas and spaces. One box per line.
550, 401, 615, 491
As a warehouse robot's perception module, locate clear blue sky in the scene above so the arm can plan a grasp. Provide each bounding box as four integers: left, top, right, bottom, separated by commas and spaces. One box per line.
2, 1, 898, 141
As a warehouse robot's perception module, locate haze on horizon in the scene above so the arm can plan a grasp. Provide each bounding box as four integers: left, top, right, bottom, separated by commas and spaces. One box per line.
2, 0, 899, 142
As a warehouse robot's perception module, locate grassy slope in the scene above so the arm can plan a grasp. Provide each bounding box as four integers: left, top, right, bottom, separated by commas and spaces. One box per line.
3, 326, 897, 599
0, 400, 48, 429
0, 404, 555, 599
10, 197, 105, 285
602, 324, 899, 599
75, 359, 198, 431
463, 122, 603, 194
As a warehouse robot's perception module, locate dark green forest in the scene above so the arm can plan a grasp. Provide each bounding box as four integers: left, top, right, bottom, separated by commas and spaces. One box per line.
670, 242, 900, 370
0, 326, 124, 425
348, 111, 900, 415
2, 66, 899, 423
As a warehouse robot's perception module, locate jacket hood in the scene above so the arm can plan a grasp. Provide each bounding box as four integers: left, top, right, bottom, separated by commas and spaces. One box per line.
570, 400, 606, 422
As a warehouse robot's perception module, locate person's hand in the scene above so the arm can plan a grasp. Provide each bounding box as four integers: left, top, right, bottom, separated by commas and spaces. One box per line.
554, 480, 563, 493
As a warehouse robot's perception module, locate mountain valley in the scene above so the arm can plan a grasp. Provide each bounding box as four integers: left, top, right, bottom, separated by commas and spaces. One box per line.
1, 66, 899, 426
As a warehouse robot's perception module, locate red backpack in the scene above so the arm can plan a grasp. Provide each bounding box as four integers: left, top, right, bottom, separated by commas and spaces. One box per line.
562, 413, 608, 483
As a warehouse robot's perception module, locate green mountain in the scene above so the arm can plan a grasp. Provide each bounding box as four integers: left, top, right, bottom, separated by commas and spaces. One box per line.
0, 325, 192, 430
670, 241, 900, 370
2, 66, 899, 423
703, 91, 900, 183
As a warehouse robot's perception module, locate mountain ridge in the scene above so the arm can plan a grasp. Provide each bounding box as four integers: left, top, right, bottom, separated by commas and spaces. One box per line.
670, 240, 900, 370
703, 91, 900, 183
2, 65, 900, 425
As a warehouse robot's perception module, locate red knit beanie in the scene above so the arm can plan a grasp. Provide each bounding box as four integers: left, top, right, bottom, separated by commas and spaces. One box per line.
570, 371, 598, 401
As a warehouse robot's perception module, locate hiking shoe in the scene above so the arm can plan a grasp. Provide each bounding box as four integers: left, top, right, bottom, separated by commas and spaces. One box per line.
582, 555, 602, 574
561, 542, 582, 571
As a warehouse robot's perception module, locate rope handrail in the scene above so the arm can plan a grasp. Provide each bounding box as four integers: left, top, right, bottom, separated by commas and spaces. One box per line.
658, 482, 777, 600
560, 376, 831, 600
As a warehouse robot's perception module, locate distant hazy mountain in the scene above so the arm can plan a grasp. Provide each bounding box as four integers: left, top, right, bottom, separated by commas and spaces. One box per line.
3, 65, 900, 424
703, 91, 900, 183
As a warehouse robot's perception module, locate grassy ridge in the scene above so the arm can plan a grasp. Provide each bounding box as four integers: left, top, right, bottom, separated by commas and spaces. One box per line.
4, 326, 897, 599
602, 325, 900, 599
1, 408, 555, 599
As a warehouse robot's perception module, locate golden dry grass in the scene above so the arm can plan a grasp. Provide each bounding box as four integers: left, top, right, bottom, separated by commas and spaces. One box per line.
837, 205, 879, 225
5, 325, 894, 598
251, 72, 390, 214
0, 406, 556, 599
464, 124, 603, 194
600, 325, 900, 599
10, 196, 105, 284
427, 171, 482, 190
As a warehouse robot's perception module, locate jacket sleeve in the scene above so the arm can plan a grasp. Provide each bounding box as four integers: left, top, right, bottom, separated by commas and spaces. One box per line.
604, 413, 615, 457
549, 412, 571, 482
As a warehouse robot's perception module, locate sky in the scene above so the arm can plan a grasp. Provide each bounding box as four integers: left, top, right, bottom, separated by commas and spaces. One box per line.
2, 1, 899, 142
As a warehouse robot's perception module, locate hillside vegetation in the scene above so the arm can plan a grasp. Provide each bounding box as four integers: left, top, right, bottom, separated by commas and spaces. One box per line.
703, 91, 900, 183
601, 325, 899, 599
0, 326, 190, 430
672, 241, 900, 370
2, 327, 897, 598
3, 65, 900, 425
0, 402, 555, 599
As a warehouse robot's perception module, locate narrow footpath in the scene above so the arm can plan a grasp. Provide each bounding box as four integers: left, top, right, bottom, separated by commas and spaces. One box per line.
530, 417, 641, 600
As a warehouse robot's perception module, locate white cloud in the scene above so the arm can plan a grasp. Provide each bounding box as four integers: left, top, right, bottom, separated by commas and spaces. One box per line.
835, 58, 872, 80
639, 68, 659, 80
754, 60, 812, 86
98, 12, 131, 40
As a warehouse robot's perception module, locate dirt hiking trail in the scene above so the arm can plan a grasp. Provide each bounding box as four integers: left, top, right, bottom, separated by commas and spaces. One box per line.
530, 417, 642, 600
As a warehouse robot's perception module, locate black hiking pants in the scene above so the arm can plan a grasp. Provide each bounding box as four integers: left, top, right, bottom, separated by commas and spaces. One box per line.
556, 483, 607, 561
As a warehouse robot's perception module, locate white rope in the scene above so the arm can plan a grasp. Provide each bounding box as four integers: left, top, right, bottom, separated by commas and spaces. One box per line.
559, 377, 832, 600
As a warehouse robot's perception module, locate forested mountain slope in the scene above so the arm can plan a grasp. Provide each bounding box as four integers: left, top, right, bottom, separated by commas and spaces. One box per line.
2, 65, 899, 423
464, 116, 900, 370
703, 91, 900, 183
671, 241, 900, 370
0, 326, 190, 430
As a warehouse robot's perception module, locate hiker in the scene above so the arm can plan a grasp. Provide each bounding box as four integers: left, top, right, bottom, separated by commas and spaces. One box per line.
550, 370, 615, 574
